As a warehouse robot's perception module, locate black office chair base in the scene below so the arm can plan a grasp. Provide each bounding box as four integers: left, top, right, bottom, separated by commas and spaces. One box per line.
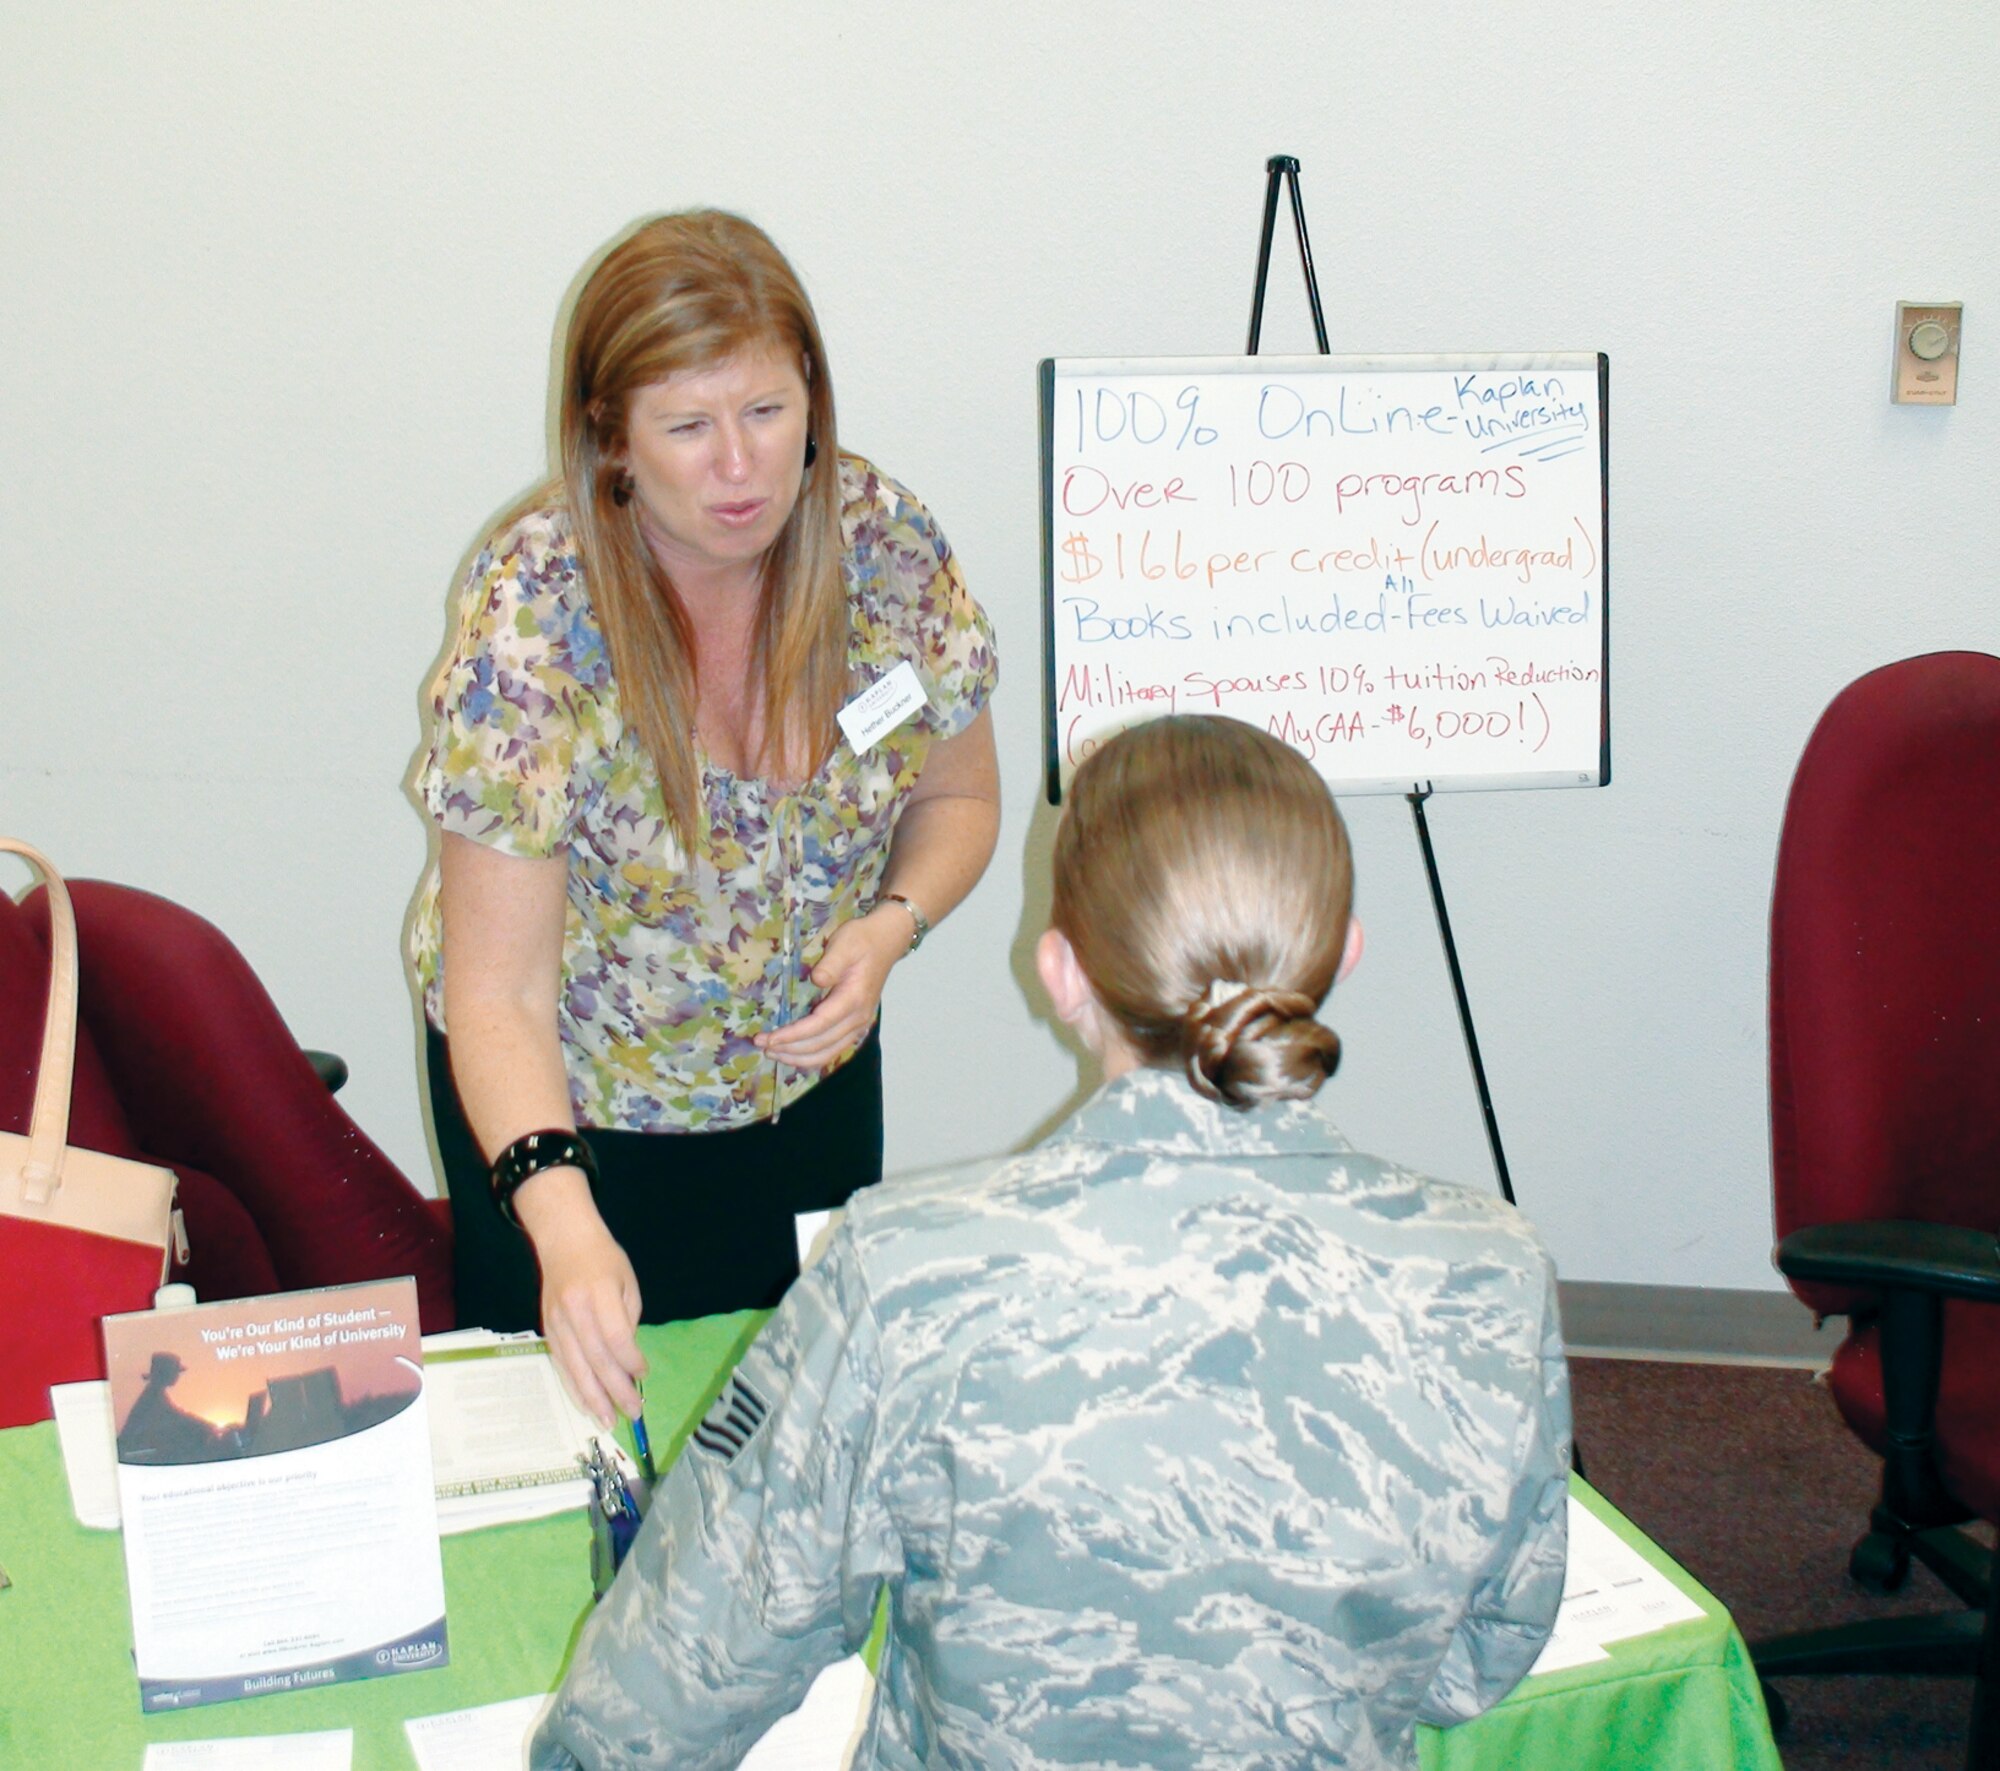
1754, 1608, 1984, 1682
1760, 1607, 2000, 1769
1756, 1612, 1984, 1746
1851, 1526, 1912, 1592
1845, 1504, 1991, 1600
1909, 1521, 1994, 1612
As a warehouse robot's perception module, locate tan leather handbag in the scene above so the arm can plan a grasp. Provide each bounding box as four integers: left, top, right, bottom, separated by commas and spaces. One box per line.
1, 837, 179, 1426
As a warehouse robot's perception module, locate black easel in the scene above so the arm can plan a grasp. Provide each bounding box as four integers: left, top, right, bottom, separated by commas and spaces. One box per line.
1245, 155, 1517, 1212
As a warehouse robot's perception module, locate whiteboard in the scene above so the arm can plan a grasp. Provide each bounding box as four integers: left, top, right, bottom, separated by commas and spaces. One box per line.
1039, 354, 1609, 800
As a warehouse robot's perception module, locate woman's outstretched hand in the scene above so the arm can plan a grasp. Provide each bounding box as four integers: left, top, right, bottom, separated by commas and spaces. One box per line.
518, 1177, 648, 1428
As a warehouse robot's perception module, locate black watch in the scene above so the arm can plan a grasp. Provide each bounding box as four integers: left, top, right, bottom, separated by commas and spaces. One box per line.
489, 1129, 600, 1229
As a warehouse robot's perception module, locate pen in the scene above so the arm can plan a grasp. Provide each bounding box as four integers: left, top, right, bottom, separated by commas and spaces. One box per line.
630, 1393, 658, 1486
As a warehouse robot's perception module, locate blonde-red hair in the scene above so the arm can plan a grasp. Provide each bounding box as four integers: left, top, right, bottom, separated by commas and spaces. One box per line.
557, 210, 846, 843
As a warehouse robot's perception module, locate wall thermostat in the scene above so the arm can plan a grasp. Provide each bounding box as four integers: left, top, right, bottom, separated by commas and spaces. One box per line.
1893, 302, 1961, 404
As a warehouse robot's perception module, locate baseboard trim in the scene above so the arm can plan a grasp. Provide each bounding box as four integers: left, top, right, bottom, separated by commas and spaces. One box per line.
1559, 1280, 1835, 1367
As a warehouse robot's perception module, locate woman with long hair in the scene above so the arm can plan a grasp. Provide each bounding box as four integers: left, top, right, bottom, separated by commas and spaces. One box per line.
534, 714, 1569, 1770
409, 211, 998, 1419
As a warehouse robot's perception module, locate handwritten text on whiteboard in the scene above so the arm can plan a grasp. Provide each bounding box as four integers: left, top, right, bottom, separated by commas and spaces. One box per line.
1040, 355, 1609, 798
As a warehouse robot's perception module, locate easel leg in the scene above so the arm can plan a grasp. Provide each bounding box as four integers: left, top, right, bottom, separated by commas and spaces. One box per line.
1246, 155, 1329, 355
1407, 789, 1517, 1209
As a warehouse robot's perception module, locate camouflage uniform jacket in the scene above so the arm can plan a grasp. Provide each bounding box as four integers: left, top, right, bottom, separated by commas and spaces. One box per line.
532, 1068, 1571, 1770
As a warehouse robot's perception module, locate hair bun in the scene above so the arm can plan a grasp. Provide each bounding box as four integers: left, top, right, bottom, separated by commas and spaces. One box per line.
1182, 983, 1341, 1109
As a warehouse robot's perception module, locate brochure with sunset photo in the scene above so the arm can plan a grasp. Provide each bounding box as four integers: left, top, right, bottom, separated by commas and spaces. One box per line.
104, 1277, 449, 1712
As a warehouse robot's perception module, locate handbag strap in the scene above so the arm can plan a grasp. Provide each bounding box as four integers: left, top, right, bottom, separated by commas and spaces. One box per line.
0, 838, 78, 1204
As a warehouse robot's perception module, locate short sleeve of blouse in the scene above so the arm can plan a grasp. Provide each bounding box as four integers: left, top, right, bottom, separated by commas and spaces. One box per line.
415, 509, 609, 860
847, 461, 997, 741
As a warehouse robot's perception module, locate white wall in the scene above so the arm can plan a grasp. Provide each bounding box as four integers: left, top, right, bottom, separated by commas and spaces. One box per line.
5, 5, 1994, 1293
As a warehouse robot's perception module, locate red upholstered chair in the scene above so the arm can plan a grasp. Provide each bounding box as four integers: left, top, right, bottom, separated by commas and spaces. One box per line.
0, 874, 452, 1423
1753, 651, 2000, 1762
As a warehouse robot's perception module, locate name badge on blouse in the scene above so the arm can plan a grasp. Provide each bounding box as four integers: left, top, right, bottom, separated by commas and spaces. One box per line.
837, 660, 929, 753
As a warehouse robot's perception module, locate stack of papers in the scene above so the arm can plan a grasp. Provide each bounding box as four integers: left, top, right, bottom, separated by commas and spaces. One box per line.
1527, 1495, 1708, 1675
423, 1329, 633, 1530
52, 1329, 630, 1536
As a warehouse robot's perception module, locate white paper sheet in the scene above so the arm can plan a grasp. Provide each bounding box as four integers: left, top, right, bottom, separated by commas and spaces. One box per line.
142, 1728, 352, 1769
405, 1695, 552, 1771
49, 1379, 121, 1528
404, 1662, 871, 1771
425, 1333, 618, 1524
117, 1390, 447, 1695
795, 1209, 836, 1272
1527, 1494, 1709, 1677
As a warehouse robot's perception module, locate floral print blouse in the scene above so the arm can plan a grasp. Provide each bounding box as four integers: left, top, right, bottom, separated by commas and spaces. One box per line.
409, 455, 997, 1133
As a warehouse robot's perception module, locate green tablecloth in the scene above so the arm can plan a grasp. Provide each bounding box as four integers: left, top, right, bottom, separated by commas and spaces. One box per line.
1424, 1482, 1781, 1771
0, 1313, 1778, 1769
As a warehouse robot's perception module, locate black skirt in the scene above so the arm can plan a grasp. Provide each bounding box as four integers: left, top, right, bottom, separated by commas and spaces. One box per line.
427, 1024, 884, 1331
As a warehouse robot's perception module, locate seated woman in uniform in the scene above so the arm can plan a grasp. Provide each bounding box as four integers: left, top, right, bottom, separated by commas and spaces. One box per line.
533, 713, 1571, 1771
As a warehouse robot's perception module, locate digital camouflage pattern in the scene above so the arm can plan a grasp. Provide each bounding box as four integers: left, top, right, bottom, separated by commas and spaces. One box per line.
532, 1068, 1571, 1769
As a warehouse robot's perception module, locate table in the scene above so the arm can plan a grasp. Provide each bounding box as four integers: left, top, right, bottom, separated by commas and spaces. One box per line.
0, 1313, 1780, 1769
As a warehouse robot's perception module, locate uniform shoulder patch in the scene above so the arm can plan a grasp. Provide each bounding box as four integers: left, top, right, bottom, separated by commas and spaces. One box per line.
690, 1375, 770, 1462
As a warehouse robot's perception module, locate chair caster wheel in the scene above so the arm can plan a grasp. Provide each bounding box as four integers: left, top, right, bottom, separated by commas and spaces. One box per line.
1848, 1529, 1911, 1592
1759, 1679, 1788, 1739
